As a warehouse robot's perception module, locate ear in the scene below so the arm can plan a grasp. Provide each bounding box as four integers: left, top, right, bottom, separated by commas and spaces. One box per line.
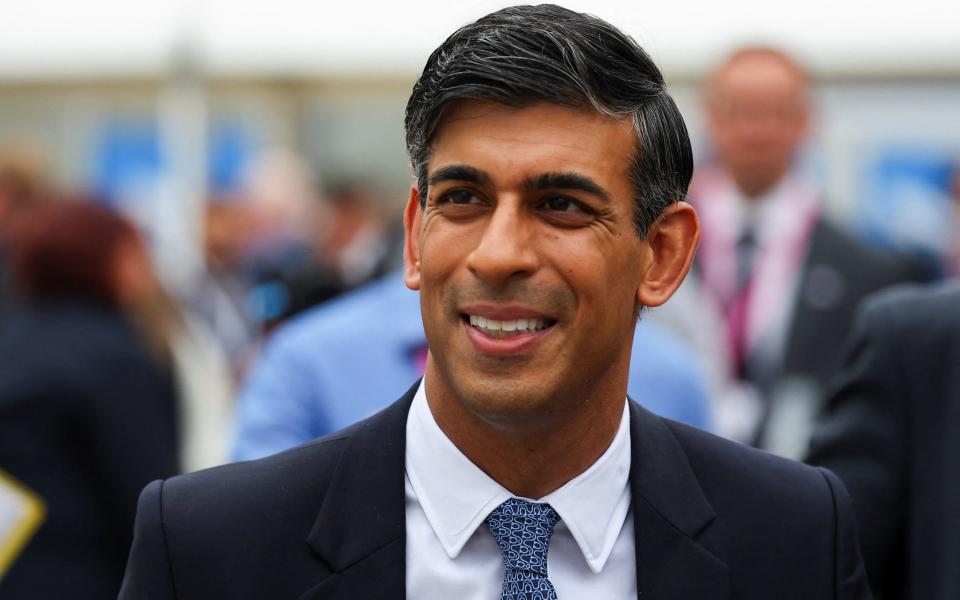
403, 186, 424, 291
636, 201, 700, 307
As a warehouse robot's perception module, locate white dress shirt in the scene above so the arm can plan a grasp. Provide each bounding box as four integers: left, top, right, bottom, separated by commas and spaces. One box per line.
729, 176, 804, 374
405, 381, 637, 599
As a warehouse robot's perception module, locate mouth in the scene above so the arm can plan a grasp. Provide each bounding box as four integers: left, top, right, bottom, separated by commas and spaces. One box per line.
461, 313, 557, 339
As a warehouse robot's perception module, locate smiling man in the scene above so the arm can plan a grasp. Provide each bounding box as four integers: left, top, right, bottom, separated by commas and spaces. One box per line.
119, 5, 871, 599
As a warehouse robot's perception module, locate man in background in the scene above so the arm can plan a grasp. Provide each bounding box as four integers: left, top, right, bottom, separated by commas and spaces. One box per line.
685, 47, 923, 453
808, 282, 960, 599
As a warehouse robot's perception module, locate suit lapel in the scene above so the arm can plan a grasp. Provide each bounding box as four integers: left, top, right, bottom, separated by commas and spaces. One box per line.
299, 385, 417, 600
629, 402, 730, 599
780, 218, 828, 377
295, 388, 729, 599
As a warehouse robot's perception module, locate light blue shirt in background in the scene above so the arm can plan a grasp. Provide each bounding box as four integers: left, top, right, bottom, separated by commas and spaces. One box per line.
232, 271, 712, 461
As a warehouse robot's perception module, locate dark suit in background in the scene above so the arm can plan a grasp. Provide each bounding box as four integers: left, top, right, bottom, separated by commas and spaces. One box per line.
752, 218, 926, 448
808, 283, 960, 599
0, 302, 179, 599
777, 219, 924, 390
120, 384, 869, 600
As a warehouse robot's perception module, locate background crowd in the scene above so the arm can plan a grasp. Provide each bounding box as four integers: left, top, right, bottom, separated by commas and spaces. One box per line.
0, 2, 958, 599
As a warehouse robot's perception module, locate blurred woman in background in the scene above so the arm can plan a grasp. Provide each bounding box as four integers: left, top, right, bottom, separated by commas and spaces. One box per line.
0, 201, 179, 599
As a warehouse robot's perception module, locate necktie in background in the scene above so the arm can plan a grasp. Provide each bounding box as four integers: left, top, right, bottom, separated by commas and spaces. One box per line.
729, 226, 758, 378
485, 498, 561, 600
735, 226, 758, 293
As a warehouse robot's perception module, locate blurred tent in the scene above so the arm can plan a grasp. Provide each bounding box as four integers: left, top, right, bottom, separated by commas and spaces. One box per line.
0, 0, 958, 80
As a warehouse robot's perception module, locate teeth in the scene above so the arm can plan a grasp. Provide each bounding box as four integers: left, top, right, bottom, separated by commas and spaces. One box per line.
467, 315, 548, 334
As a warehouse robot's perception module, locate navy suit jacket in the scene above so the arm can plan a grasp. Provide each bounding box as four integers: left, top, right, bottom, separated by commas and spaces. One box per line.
120, 384, 871, 599
809, 283, 960, 599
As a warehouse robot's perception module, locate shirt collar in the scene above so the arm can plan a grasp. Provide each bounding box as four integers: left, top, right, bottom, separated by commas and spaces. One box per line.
405, 380, 632, 573
732, 175, 789, 245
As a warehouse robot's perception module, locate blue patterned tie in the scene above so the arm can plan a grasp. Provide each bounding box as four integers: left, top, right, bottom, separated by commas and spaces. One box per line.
485, 498, 561, 600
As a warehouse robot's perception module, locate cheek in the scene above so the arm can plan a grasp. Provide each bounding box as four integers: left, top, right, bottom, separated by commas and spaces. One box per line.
419, 220, 467, 277
417, 223, 477, 316
548, 236, 640, 303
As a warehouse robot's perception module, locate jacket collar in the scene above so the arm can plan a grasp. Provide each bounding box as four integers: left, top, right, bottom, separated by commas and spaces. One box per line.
300, 383, 417, 600
299, 387, 728, 599
628, 401, 730, 598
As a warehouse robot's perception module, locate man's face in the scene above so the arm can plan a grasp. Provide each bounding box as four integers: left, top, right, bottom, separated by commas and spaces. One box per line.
405, 100, 650, 427
707, 54, 809, 197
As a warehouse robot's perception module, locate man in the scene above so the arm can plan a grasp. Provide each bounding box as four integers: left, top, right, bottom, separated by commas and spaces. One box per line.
686, 47, 923, 452
808, 283, 960, 599
231, 270, 712, 462
120, 6, 870, 598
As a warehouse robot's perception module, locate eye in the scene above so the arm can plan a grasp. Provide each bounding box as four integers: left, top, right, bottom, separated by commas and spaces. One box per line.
437, 189, 483, 206
541, 195, 588, 213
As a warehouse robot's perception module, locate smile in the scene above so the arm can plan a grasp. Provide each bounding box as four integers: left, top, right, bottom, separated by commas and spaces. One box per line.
464, 314, 555, 339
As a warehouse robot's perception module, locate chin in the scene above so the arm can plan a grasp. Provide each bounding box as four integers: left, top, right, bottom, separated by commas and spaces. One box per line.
452, 375, 564, 427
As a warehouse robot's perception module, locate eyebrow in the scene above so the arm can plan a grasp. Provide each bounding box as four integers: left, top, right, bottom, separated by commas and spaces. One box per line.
524, 172, 612, 203
427, 165, 612, 203
427, 165, 493, 188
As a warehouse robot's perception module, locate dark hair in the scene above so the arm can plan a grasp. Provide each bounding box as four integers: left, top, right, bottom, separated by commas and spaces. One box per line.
404, 4, 693, 237
11, 200, 141, 309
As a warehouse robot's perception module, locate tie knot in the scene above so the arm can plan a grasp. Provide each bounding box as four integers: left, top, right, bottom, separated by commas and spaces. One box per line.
485, 498, 560, 575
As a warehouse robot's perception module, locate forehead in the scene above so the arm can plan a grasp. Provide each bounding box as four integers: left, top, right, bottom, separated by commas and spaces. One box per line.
711, 54, 807, 101
428, 100, 636, 187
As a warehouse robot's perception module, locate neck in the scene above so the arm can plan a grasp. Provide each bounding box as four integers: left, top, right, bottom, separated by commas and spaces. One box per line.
729, 165, 788, 200
424, 364, 625, 500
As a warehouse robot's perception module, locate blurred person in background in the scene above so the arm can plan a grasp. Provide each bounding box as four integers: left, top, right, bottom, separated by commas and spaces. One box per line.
672, 47, 924, 455
0, 202, 179, 599
808, 282, 960, 599
195, 196, 265, 369
128, 271, 232, 474
190, 147, 320, 373
246, 178, 401, 335
232, 270, 713, 461
313, 178, 400, 288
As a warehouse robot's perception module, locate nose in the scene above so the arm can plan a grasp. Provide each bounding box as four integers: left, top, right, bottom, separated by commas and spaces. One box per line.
466, 200, 539, 285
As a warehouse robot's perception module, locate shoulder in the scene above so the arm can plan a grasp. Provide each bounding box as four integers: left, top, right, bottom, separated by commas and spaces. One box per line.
661, 419, 860, 587
122, 391, 413, 595
809, 218, 875, 258
630, 405, 867, 593
0, 305, 158, 392
264, 271, 418, 354
633, 402, 844, 531
632, 318, 697, 365
849, 282, 960, 382
665, 418, 836, 505
629, 320, 709, 426
0, 304, 135, 351
160, 412, 377, 524
810, 218, 923, 283
122, 433, 354, 598
859, 281, 960, 330
151, 388, 411, 534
